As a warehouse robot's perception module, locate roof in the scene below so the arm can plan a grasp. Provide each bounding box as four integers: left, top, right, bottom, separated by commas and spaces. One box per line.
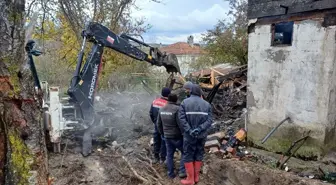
160, 42, 204, 55
248, 0, 336, 19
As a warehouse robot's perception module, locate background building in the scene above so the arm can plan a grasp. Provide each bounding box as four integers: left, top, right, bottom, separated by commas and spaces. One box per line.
160, 35, 205, 75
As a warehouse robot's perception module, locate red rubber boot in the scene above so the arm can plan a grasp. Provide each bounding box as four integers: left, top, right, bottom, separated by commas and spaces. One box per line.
181, 162, 195, 185
194, 161, 202, 183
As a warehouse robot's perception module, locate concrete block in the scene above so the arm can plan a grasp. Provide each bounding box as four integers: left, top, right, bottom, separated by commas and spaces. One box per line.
205, 139, 220, 148
207, 131, 226, 141
209, 147, 219, 153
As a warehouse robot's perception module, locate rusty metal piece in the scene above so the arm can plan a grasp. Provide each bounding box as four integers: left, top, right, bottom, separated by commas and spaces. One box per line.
261, 117, 291, 144
277, 130, 311, 169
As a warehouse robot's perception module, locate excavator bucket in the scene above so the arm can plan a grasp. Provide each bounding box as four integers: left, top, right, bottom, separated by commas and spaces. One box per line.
162, 53, 181, 74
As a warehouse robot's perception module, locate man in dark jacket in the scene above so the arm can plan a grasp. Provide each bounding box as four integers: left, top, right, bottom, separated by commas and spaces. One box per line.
149, 87, 171, 163
177, 81, 193, 104
183, 81, 193, 98
178, 84, 212, 185
157, 93, 186, 179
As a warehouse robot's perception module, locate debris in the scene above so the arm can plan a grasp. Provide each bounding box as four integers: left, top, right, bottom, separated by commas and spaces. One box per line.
95, 96, 101, 101
207, 131, 226, 141
189, 65, 247, 120
112, 141, 119, 147
261, 117, 291, 144
47, 177, 54, 185
202, 164, 209, 175
209, 147, 220, 153
97, 148, 102, 152
224, 119, 233, 125
205, 140, 221, 148
234, 128, 247, 142
149, 138, 154, 146
121, 156, 148, 183
211, 128, 249, 160
276, 130, 311, 169
285, 166, 290, 172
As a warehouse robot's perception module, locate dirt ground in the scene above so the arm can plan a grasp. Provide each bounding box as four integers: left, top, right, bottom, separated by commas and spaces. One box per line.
48, 135, 333, 185
47, 91, 335, 185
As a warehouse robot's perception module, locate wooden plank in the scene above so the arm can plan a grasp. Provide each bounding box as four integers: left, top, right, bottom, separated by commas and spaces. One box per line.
211, 70, 215, 87
254, 11, 326, 25
210, 68, 226, 76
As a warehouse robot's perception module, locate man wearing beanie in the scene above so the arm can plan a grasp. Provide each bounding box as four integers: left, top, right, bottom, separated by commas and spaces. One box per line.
178, 84, 212, 185
157, 93, 186, 179
176, 81, 193, 104
149, 87, 171, 164
183, 81, 193, 98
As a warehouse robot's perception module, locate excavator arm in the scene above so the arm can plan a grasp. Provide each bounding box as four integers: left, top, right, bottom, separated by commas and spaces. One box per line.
67, 22, 180, 124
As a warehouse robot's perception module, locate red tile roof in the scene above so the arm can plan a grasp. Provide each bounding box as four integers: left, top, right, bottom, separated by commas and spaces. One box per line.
160, 42, 204, 55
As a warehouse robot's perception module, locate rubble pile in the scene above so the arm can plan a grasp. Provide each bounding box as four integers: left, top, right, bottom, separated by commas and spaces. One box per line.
205, 127, 250, 160
205, 65, 247, 120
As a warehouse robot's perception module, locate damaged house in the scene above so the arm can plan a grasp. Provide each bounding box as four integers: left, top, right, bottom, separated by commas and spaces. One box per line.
247, 0, 336, 157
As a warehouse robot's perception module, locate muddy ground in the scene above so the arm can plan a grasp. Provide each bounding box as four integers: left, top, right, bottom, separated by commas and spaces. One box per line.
48, 135, 333, 185
48, 92, 335, 185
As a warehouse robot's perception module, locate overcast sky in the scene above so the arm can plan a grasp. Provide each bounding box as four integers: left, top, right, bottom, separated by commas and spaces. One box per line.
130, 0, 230, 44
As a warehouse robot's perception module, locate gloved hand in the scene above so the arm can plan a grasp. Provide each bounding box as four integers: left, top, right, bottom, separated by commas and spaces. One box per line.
189, 128, 201, 138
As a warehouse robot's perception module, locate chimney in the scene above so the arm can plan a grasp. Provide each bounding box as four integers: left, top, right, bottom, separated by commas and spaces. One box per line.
187, 35, 194, 47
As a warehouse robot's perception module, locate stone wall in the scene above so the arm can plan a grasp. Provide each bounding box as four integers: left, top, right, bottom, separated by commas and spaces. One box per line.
247, 16, 336, 157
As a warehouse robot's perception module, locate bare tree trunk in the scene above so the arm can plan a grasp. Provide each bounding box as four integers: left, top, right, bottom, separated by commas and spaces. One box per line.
0, 0, 48, 184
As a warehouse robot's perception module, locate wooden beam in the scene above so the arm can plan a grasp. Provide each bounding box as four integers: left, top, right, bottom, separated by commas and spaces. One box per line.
210, 67, 226, 76
248, 0, 336, 19
211, 70, 215, 86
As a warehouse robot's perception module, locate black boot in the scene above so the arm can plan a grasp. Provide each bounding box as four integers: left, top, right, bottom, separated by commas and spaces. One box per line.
179, 172, 187, 178
153, 154, 160, 164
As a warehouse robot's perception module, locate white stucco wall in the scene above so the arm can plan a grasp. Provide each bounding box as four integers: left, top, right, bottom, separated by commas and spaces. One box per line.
247, 19, 336, 140
177, 54, 201, 76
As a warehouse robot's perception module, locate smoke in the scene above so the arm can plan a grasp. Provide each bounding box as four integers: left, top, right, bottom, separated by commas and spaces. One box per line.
89, 90, 160, 143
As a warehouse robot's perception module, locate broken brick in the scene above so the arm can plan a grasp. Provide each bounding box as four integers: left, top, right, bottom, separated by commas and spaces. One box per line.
205, 139, 220, 148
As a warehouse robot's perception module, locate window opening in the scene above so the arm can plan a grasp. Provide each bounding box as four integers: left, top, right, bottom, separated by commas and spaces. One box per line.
271, 21, 294, 46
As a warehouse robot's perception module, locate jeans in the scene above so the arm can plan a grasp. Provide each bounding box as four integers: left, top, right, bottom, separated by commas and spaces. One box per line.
183, 135, 206, 162
153, 124, 166, 160
165, 138, 185, 178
